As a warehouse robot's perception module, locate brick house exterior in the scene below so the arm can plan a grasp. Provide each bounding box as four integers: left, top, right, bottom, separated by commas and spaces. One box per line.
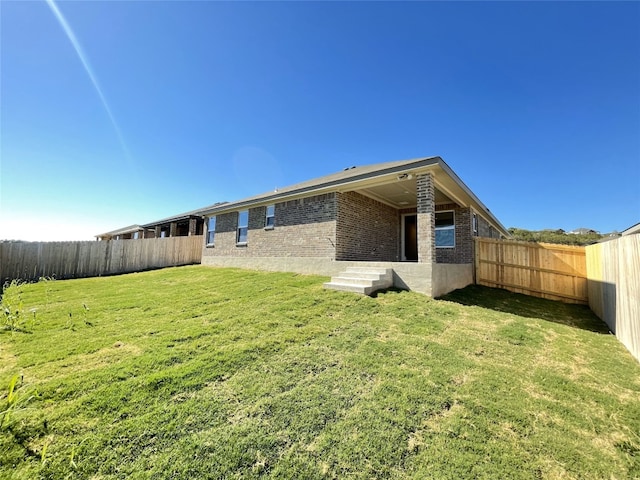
200, 156, 509, 296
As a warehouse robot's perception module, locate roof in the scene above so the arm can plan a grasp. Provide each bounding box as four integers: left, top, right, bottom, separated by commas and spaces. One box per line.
199, 157, 436, 216
96, 224, 143, 238
136, 202, 229, 228
622, 222, 640, 236
139, 205, 222, 228
95, 203, 229, 238
199, 156, 510, 237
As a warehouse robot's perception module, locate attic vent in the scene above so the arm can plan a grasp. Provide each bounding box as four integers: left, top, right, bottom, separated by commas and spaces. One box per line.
343, 166, 356, 171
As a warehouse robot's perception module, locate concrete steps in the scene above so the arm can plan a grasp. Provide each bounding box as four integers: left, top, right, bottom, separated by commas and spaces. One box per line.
323, 267, 393, 296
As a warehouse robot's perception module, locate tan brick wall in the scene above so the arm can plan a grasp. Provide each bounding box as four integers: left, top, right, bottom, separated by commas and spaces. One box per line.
335, 192, 400, 261
475, 211, 501, 239
417, 173, 435, 264
202, 193, 337, 259
435, 203, 473, 264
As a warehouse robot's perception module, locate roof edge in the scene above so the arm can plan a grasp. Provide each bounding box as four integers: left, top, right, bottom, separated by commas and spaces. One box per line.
200, 156, 441, 216
435, 158, 511, 237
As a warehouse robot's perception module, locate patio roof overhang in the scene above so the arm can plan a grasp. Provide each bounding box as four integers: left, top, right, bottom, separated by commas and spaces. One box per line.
96, 224, 143, 238
200, 156, 510, 238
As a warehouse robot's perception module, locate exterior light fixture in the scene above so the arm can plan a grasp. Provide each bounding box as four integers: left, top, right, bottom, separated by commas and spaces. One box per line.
397, 173, 414, 180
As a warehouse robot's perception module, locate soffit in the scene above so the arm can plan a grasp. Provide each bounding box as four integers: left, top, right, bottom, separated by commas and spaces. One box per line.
355, 180, 453, 208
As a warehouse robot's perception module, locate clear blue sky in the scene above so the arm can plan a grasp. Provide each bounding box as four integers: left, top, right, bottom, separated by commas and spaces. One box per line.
1, 1, 639, 241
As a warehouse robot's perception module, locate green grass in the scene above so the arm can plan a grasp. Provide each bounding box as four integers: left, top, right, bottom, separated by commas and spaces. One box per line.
1, 266, 638, 479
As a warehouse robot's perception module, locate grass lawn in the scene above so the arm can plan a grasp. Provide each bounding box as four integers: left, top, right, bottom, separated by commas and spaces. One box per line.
1, 266, 638, 479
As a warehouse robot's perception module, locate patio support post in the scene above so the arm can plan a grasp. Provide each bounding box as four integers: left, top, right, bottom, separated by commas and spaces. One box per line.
188, 217, 197, 236
169, 222, 177, 237
416, 172, 435, 264
155, 226, 162, 238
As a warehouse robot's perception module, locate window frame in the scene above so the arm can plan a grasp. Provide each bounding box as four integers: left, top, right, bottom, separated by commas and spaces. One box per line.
435, 210, 455, 248
236, 210, 249, 245
265, 205, 275, 230
472, 213, 478, 236
206, 216, 216, 246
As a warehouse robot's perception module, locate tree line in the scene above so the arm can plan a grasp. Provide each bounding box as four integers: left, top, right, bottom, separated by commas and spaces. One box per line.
507, 228, 611, 246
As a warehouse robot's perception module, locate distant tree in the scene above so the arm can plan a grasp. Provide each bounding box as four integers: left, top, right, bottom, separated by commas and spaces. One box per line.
508, 228, 602, 246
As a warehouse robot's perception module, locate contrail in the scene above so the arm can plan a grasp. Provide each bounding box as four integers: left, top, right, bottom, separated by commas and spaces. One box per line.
45, 0, 132, 161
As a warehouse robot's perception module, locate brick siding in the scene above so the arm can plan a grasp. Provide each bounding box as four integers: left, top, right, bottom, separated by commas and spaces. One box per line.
417, 173, 435, 264
335, 192, 399, 261
475, 212, 501, 239
201, 180, 503, 265
202, 193, 337, 259
435, 203, 473, 264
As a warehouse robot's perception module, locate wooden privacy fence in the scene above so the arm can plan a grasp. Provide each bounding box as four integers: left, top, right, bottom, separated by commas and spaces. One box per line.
475, 238, 588, 304
0, 236, 204, 284
586, 235, 640, 362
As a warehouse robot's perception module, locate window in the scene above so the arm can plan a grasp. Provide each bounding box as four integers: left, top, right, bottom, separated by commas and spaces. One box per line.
265, 205, 275, 229
435, 211, 455, 247
237, 210, 248, 244
472, 213, 478, 236
207, 216, 216, 245
133, 231, 140, 240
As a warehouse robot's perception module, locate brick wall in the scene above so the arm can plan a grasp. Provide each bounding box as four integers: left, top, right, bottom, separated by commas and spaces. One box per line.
431, 206, 502, 264
475, 212, 501, 239
435, 203, 473, 264
202, 193, 337, 259
417, 173, 435, 264
200, 184, 503, 265
335, 192, 399, 261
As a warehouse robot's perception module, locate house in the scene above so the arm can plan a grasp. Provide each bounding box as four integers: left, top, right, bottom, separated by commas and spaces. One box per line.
96, 224, 145, 241
199, 156, 510, 297
96, 206, 227, 241
139, 212, 206, 239
568, 228, 599, 235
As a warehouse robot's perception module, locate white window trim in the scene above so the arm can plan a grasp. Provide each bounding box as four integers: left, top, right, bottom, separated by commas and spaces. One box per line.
206, 216, 216, 247
435, 210, 455, 248
236, 210, 248, 245
472, 212, 478, 236
265, 205, 275, 230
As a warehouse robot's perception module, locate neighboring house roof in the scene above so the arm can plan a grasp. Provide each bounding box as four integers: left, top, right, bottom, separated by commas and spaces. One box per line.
199, 156, 511, 237
139, 202, 228, 228
96, 203, 229, 238
622, 222, 640, 236
96, 224, 143, 237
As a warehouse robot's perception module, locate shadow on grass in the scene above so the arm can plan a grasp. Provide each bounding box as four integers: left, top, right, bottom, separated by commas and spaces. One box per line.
0, 326, 33, 335
370, 287, 408, 298
438, 284, 610, 334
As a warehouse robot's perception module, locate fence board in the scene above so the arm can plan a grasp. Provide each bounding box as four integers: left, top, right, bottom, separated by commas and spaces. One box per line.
475, 238, 588, 304
0, 236, 204, 285
586, 235, 640, 362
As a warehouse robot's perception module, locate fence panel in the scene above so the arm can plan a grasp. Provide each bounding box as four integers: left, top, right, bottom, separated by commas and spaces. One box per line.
474, 238, 588, 304
586, 235, 640, 362
0, 236, 204, 285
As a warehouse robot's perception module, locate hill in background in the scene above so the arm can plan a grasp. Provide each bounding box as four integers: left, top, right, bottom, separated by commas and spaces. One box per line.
507, 227, 617, 246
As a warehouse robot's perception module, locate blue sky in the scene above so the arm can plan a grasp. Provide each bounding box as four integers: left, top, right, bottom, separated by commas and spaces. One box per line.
1, 1, 639, 241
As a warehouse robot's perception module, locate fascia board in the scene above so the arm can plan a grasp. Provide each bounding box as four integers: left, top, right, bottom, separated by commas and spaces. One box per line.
435, 159, 510, 237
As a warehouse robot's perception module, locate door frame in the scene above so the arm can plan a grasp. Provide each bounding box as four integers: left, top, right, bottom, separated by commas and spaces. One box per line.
401, 213, 418, 262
